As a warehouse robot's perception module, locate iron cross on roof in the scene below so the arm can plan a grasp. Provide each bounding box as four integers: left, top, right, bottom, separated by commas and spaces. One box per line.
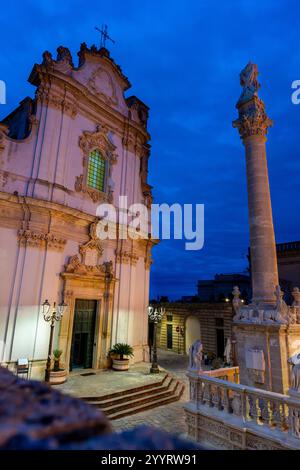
95, 24, 115, 49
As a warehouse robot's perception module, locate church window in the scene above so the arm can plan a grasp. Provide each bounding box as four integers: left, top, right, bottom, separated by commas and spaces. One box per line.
87, 149, 106, 192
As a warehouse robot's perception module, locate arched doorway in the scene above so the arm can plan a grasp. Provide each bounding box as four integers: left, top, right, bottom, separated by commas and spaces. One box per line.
185, 316, 201, 354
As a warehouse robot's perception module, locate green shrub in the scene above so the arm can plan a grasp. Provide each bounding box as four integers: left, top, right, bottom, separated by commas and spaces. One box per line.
110, 343, 134, 360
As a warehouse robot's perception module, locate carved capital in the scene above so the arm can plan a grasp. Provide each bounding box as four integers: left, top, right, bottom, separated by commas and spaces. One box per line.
144, 252, 153, 270
18, 229, 66, 251
233, 96, 273, 140
115, 250, 139, 266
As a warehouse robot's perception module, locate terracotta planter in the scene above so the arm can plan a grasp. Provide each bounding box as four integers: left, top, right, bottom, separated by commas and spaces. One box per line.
49, 369, 67, 385
112, 358, 130, 371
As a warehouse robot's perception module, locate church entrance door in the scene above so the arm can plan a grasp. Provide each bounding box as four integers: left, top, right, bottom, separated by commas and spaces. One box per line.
70, 299, 97, 370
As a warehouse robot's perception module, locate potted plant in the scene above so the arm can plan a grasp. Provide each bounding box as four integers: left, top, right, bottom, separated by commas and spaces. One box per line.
49, 349, 67, 385
53, 349, 63, 371
110, 343, 134, 371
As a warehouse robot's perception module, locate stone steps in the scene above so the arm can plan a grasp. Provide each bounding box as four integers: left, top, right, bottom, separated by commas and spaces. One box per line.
82, 373, 185, 420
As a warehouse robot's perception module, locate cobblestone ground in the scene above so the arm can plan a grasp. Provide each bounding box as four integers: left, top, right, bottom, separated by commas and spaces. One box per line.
57, 349, 193, 438
112, 349, 190, 436
112, 400, 188, 437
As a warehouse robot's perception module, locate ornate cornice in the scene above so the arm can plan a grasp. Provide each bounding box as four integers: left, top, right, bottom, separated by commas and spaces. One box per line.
36, 85, 78, 119
0, 124, 8, 153
115, 249, 139, 266
18, 229, 67, 251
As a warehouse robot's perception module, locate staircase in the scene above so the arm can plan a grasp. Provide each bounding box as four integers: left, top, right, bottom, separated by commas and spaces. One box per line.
82, 373, 185, 420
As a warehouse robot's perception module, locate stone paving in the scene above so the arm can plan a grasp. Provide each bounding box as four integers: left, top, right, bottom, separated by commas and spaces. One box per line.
56, 349, 192, 438
56, 363, 165, 398
112, 350, 190, 437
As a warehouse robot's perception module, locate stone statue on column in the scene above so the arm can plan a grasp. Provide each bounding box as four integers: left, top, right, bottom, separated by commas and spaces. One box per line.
232, 63, 299, 393
232, 63, 300, 326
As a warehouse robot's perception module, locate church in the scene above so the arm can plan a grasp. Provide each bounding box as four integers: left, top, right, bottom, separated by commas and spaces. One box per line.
0, 43, 155, 379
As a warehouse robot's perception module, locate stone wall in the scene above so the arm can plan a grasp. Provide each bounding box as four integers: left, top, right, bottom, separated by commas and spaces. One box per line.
157, 303, 233, 356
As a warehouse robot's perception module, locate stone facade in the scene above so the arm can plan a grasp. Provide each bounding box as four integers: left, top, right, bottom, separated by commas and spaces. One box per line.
156, 303, 233, 357
0, 44, 155, 378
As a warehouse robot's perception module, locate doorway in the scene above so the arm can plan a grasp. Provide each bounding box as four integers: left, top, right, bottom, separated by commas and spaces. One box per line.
70, 299, 97, 370
167, 324, 173, 349
185, 316, 201, 354
216, 328, 225, 359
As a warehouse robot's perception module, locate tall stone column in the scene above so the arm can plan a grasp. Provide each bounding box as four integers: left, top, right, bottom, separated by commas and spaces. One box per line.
232, 64, 300, 394
233, 63, 278, 305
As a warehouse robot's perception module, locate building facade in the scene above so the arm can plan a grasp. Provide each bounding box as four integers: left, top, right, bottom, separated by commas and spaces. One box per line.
0, 44, 155, 378
157, 303, 233, 358
197, 273, 251, 302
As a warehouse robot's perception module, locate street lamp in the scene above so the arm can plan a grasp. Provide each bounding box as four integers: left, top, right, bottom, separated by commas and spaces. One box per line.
42, 299, 67, 382
148, 305, 165, 374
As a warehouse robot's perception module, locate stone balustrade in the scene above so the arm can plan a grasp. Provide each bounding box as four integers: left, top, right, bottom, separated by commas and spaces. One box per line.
185, 371, 300, 449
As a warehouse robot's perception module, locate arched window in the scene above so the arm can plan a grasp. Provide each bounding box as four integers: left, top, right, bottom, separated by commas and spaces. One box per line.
87, 149, 106, 192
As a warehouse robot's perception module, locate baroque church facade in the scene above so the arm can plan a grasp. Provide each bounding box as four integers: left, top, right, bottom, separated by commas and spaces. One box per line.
0, 43, 155, 378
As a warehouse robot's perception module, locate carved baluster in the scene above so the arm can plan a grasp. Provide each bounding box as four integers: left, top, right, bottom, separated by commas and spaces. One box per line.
244, 393, 251, 421
211, 385, 222, 409
217, 387, 223, 410
203, 382, 210, 405
197, 380, 204, 405
261, 398, 272, 426
208, 384, 213, 407
272, 400, 285, 429
282, 403, 289, 430
249, 395, 261, 424
231, 392, 242, 417
222, 387, 231, 413
288, 406, 300, 438
189, 381, 195, 402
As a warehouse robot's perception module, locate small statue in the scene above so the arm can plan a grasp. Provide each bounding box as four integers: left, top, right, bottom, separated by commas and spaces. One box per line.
224, 338, 231, 365
57, 46, 73, 66
272, 285, 288, 323
188, 340, 203, 371
232, 286, 243, 320
288, 352, 300, 392
42, 51, 53, 66
238, 62, 260, 105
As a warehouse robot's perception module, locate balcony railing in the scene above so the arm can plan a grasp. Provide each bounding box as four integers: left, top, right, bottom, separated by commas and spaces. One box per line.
187, 371, 300, 440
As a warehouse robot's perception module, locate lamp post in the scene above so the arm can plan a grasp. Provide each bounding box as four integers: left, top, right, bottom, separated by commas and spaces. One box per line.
148, 306, 165, 374
42, 299, 67, 382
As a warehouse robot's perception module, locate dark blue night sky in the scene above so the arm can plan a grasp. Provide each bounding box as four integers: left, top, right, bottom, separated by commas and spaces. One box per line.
1, 1, 300, 299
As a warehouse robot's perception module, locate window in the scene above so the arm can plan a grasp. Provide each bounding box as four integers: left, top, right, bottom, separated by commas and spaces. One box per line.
87, 149, 106, 192
167, 315, 173, 322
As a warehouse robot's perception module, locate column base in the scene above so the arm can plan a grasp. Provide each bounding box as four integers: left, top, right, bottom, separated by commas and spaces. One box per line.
150, 365, 160, 374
